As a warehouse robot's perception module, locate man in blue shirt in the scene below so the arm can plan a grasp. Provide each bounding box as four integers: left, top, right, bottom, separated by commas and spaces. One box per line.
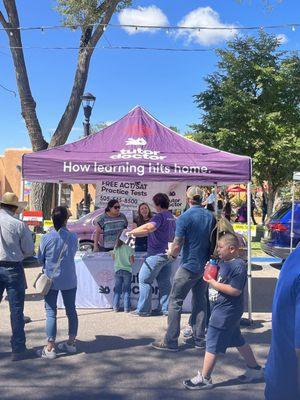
152, 186, 216, 351
265, 246, 300, 400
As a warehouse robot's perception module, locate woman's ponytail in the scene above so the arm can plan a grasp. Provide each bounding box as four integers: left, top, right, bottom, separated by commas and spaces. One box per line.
52, 206, 69, 231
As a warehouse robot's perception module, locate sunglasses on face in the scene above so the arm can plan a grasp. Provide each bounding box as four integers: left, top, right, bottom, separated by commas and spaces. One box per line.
113, 205, 121, 209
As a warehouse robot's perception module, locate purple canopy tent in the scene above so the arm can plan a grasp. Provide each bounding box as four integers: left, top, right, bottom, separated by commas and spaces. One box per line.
22, 106, 251, 184
22, 106, 254, 321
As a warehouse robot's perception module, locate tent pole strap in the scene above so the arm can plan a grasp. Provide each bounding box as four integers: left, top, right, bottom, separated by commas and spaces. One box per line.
247, 181, 253, 323
290, 181, 296, 253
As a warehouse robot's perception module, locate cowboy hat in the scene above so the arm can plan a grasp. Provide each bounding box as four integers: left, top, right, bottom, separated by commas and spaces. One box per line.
0, 192, 27, 210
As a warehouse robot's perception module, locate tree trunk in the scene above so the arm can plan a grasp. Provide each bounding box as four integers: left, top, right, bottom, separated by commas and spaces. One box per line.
0, 0, 122, 217
1, 0, 47, 152
31, 182, 53, 220
49, 0, 120, 148
267, 185, 278, 217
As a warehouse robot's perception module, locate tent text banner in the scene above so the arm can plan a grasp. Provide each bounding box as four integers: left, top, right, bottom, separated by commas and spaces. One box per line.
95, 180, 187, 211
22, 106, 251, 184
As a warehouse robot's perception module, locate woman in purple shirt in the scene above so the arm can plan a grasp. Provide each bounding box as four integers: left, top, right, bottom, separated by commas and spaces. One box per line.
37, 206, 78, 359
128, 193, 176, 316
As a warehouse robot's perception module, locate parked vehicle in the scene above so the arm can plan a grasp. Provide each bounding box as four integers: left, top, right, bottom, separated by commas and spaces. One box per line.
261, 201, 300, 260
67, 208, 104, 252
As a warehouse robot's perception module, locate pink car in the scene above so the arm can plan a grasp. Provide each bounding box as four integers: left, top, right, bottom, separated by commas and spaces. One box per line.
67, 209, 104, 252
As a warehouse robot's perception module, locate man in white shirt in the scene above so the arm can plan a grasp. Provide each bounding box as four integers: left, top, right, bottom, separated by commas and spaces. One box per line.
0, 192, 34, 361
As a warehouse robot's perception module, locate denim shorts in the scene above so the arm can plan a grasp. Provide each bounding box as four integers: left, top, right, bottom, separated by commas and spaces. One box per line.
206, 324, 245, 355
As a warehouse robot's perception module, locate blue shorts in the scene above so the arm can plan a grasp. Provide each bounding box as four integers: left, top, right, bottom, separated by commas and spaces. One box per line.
206, 324, 245, 355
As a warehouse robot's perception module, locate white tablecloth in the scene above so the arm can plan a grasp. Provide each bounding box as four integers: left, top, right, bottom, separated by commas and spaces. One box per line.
58, 252, 192, 311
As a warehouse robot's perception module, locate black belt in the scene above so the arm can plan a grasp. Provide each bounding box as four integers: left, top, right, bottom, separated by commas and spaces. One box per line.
0, 261, 21, 268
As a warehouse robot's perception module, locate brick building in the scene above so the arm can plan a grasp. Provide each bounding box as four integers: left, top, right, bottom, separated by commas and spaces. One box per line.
0, 148, 95, 217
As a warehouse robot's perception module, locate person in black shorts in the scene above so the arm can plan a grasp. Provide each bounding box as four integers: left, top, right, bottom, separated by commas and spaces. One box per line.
183, 233, 263, 390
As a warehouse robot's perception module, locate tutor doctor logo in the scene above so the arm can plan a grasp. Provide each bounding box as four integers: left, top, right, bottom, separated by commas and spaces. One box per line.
125, 137, 147, 146
110, 137, 166, 160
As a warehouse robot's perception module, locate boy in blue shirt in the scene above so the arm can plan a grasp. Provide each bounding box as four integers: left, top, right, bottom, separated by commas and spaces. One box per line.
183, 233, 263, 390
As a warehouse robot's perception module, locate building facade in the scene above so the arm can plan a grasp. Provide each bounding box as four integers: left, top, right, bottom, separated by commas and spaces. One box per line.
0, 148, 95, 218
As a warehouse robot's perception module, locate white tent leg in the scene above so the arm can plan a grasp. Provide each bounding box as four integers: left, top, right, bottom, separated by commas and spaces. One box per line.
290, 181, 296, 253
247, 181, 253, 323
214, 184, 218, 215
58, 183, 62, 205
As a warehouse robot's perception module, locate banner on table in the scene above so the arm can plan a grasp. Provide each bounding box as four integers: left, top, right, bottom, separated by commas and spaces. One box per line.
95, 180, 187, 211
57, 253, 192, 311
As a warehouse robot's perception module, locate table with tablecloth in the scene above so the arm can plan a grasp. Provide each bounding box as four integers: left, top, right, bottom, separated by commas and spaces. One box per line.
58, 252, 192, 311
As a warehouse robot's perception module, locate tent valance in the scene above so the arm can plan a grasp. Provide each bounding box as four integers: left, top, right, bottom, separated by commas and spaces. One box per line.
22, 106, 252, 184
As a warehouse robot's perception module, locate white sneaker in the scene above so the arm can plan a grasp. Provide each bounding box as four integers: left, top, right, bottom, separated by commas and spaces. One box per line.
37, 346, 57, 360
238, 366, 264, 383
182, 325, 193, 338
183, 371, 214, 390
57, 341, 77, 354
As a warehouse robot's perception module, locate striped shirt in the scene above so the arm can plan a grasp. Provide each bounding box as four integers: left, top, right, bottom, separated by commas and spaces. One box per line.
97, 213, 128, 250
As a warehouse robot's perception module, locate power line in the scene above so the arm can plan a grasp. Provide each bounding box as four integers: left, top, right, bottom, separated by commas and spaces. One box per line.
0, 22, 299, 32
0, 44, 299, 53
0, 44, 217, 52
0, 83, 16, 96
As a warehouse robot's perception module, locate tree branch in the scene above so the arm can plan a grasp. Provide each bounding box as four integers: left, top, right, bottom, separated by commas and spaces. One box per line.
49, 0, 121, 148
0, 10, 9, 29
2, 0, 47, 151
90, 0, 119, 47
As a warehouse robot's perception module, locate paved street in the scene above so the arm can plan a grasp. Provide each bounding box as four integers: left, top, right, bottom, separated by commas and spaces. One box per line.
0, 264, 279, 400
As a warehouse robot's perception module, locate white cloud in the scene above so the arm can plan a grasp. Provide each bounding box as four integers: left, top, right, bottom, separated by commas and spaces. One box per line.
118, 5, 169, 35
276, 33, 288, 44
175, 7, 238, 46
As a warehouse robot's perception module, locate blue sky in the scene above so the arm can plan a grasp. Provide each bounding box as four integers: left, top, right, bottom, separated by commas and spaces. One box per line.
0, 0, 299, 153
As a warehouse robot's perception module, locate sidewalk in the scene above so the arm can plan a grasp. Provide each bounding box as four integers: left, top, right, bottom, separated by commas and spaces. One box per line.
0, 265, 278, 400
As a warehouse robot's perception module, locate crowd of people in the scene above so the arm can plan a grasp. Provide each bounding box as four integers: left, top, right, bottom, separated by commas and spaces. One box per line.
0, 187, 299, 398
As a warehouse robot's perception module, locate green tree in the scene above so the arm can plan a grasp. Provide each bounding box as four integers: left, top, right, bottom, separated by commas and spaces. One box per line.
91, 122, 112, 134
169, 126, 180, 133
190, 32, 300, 215
0, 0, 131, 216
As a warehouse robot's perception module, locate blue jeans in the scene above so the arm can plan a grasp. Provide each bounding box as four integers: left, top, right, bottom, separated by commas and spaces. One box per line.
0, 262, 26, 353
44, 288, 78, 342
113, 270, 132, 311
136, 254, 172, 314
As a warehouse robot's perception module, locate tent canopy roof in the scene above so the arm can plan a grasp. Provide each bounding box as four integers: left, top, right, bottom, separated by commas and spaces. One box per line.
22, 106, 252, 184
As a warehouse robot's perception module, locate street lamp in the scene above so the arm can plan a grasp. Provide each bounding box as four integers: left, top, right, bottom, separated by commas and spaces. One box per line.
80, 92, 96, 215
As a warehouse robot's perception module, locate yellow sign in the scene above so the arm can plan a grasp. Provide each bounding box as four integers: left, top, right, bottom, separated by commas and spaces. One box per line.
43, 220, 53, 231
233, 223, 257, 237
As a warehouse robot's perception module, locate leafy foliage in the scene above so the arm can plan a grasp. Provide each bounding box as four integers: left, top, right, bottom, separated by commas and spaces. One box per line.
169, 126, 180, 133
56, 0, 131, 28
190, 32, 300, 204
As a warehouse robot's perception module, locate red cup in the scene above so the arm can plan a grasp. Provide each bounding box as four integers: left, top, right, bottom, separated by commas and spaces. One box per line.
204, 263, 218, 280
